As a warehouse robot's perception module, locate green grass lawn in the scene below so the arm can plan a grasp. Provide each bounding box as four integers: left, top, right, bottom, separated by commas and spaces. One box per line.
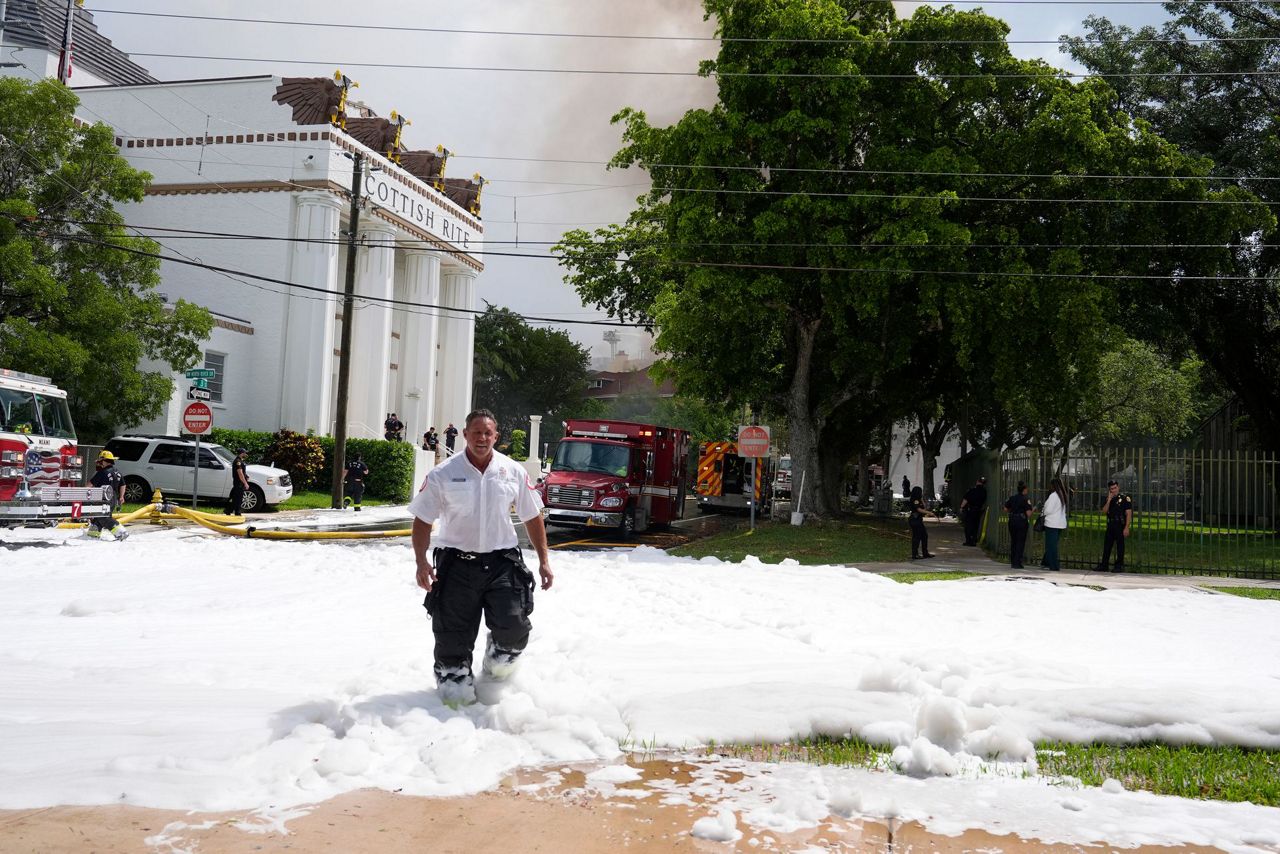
669, 516, 911, 564
1205, 586, 1280, 600
885, 571, 980, 583
712, 736, 1280, 806
276, 490, 392, 511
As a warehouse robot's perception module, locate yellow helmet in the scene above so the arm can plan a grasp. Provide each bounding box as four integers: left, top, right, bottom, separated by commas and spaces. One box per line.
97, 450, 116, 462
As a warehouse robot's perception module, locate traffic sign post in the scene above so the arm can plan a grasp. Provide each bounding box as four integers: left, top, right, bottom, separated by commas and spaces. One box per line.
183, 402, 213, 510
737, 425, 772, 531
187, 386, 211, 401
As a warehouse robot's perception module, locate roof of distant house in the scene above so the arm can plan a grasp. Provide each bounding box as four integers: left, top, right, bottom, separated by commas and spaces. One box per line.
3, 0, 156, 85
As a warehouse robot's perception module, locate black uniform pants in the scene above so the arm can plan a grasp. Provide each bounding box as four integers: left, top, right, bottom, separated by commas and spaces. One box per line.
909, 514, 928, 557
345, 480, 365, 505
1009, 517, 1029, 568
963, 507, 983, 545
1099, 522, 1126, 571
225, 484, 245, 514
424, 547, 534, 677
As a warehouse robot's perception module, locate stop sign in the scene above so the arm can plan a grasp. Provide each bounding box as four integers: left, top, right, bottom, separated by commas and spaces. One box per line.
183, 401, 213, 435
736, 425, 771, 458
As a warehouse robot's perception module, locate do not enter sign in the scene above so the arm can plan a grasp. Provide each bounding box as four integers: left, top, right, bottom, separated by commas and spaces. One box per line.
183, 401, 213, 435
737, 424, 771, 458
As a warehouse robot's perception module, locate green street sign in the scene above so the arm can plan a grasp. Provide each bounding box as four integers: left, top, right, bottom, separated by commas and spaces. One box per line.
191, 378, 209, 389
185, 368, 216, 379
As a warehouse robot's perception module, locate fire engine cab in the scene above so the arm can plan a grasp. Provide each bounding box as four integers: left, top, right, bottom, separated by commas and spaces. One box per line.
0, 368, 109, 527
539, 419, 690, 535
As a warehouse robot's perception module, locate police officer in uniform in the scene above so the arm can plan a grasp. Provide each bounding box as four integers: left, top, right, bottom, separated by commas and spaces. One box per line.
344, 452, 370, 511
1003, 481, 1033, 569
410, 409, 553, 708
959, 476, 988, 546
87, 450, 128, 540
224, 448, 250, 515
908, 486, 935, 560
1095, 480, 1133, 572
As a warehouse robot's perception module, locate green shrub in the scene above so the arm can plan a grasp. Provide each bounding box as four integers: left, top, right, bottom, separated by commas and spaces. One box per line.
509, 429, 528, 461
208, 428, 415, 502
264, 430, 326, 491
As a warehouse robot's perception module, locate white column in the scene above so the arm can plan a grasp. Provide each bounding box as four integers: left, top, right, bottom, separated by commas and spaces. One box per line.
434, 266, 479, 432
523, 414, 543, 482
399, 248, 442, 442
280, 192, 343, 433
348, 219, 398, 439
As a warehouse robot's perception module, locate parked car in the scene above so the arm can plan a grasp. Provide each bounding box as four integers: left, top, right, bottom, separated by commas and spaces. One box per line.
103, 435, 293, 511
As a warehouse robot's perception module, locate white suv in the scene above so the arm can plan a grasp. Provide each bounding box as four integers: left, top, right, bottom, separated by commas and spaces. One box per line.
103, 435, 293, 511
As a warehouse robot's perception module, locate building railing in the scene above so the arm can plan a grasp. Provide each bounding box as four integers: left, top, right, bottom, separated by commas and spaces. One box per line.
988, 446, 1279, 578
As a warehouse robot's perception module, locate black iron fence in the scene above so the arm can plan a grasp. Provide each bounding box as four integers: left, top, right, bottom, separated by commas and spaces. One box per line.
987, 446, 1280, 578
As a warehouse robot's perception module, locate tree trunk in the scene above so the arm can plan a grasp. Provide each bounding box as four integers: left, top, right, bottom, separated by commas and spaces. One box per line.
785, 318, 840, 517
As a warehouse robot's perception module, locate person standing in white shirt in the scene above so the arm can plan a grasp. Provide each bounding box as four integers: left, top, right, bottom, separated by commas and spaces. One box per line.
410, 409, 553, 707
1041, 477, 1070, 571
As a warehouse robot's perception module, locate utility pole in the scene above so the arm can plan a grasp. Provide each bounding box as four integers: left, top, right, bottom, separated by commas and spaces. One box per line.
330, 152, 364, 509
56, 0, 80, 85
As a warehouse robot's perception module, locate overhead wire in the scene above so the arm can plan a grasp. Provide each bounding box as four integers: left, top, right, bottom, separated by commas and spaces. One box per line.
87, 7, 1279, 45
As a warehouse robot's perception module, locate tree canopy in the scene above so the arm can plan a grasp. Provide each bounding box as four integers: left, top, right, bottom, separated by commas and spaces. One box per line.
1064, 0, 1280, 451
472, 304, 594, 440
556, 0, 1270, 515
0, 78, 213, 441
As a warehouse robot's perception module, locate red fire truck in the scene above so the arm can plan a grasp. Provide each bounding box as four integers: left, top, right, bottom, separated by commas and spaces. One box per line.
1, 368, 109, 527
539, 419, 690, 535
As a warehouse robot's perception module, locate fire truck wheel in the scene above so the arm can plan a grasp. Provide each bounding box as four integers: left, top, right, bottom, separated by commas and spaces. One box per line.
123, 476, 151, 504
620, 505, 636, 537
240, 484, 266, 513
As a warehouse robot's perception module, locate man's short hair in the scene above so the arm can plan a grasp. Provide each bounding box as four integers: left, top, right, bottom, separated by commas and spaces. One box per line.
1107, 479, 1119, 487
464, 408, 498, 429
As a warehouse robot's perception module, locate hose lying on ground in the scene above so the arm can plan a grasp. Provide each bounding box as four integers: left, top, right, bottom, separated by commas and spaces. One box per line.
164, 503, 411, 540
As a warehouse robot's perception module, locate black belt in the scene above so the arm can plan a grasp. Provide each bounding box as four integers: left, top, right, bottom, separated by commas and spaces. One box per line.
438, 546, 510, 562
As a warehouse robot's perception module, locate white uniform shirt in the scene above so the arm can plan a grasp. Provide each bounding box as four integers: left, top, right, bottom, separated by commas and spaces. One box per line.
409, 449, 543, 552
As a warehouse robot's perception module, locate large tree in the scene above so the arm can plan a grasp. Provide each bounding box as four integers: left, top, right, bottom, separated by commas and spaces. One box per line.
472, 304, 594, 439
557, 0, 1267, 515
0, 78, 212, 441
1063, 1, 1280, 451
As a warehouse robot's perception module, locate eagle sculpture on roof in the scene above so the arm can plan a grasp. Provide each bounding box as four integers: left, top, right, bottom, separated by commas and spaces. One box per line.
400, 150, 450, 187
344, 117, 404, 162
272, 77, 345, 126
443, 176, 486, 217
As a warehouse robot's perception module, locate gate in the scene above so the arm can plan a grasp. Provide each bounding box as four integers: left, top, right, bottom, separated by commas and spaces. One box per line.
991, 446, 1279, 578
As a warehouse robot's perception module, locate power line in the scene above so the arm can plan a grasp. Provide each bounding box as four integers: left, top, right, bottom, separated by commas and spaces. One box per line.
85, 8, 1276, 46
12, 213, 1266, 283
126, 52, 1280, 80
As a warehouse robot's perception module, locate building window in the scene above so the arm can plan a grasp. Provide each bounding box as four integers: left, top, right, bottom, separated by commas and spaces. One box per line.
204, 352, 226, 403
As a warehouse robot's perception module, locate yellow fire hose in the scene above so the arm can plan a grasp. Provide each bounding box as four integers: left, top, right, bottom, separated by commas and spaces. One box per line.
164, 503, 410, 540
57, 503, 245, 528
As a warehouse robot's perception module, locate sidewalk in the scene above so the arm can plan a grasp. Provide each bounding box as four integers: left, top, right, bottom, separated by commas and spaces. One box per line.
859, 517, 1280, 592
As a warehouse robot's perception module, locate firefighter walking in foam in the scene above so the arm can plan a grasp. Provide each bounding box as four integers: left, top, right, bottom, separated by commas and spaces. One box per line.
410, 409, 553, 708
87, 451, 128, 540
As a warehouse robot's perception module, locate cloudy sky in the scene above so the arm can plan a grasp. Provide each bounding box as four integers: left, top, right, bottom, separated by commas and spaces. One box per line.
78, 0, 1166, 358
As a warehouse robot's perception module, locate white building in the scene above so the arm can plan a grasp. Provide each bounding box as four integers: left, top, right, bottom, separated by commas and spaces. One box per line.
3, 2, 483, 484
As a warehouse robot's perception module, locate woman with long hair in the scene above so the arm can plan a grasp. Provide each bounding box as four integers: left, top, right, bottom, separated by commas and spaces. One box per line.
908, 485, 934, 560
1041, 477, 1069, 570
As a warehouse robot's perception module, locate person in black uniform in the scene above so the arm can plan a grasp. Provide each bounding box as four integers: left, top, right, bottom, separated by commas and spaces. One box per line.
908, 486, 935, 560
444, 423, 459, 454
1003, 481, 1033, 568
224, 448, 250, 515
1095, 480, 1134, 572
383, 413, 404, 441
959, 476, 988, 546
344, 452, 370, 511
87, 450, 128, 540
